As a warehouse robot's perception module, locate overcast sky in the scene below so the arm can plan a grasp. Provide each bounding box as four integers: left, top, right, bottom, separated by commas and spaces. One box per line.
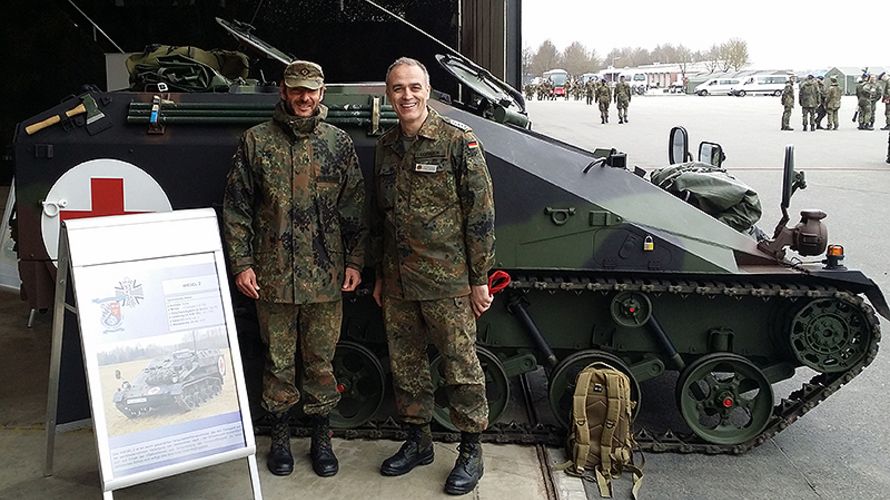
522, 0, 885, 71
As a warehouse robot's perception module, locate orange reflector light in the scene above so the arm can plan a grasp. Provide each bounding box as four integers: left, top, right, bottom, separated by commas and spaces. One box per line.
722, 398, 734, 408
827, 245, 844, 257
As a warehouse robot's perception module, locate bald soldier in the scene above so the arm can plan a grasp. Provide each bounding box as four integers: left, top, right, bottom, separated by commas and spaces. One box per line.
371, 57, 496, 496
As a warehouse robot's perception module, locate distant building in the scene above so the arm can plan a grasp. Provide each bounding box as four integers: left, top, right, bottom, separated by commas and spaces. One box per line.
824, 66, 889, 95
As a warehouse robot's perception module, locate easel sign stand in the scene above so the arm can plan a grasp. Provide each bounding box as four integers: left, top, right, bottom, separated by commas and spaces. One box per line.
44, 208, 262, 499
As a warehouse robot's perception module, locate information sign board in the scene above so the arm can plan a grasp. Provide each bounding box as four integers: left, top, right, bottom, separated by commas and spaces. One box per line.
44, 208, 261, 499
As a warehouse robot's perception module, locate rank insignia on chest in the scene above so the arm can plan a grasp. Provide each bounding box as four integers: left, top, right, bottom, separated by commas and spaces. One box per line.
415, 163, 439, 173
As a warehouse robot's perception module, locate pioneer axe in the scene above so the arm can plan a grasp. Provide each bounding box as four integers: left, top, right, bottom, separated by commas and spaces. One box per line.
25, 94, 106, 135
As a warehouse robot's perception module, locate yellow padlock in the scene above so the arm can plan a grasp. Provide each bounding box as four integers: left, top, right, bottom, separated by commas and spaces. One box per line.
643, 235, 654, 252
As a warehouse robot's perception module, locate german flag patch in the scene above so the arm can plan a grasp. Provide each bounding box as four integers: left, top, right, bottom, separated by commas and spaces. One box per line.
467, 140, 479, 149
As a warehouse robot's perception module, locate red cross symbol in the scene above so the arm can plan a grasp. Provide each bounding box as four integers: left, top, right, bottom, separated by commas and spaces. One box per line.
59, 178, 149, 221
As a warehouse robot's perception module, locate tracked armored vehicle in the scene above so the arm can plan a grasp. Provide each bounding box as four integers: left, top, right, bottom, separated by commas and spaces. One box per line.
112, 349, 226, 418
14, 18, 886, 453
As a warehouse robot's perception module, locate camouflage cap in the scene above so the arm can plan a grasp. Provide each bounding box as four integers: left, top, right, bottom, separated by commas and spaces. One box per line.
283, 60, 324, 89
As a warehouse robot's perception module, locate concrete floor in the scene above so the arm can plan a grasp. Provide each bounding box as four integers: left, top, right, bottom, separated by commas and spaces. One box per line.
0, 291, 554, 500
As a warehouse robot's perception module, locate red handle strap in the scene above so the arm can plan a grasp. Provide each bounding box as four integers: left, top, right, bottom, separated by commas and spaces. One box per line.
488, 270, 511, 295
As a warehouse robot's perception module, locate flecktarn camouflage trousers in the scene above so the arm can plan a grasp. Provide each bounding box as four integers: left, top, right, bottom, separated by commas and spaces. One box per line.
383, 295, 489, 433
255, 300, 342, 416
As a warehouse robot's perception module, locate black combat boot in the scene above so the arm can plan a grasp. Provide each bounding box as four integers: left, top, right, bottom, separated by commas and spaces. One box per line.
444, 433, 484, 495
619, 118, 624, 124
309, 415, 338, 477
380, 424, 435, 476
624, 117, 629, 123
803, 124, 808, 131
601, 116, 605, 124
268, 414, 294, 476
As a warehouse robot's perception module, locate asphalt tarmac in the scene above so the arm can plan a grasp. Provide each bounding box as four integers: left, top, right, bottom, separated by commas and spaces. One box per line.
1, 94, 888, 500
529, 93, 890, 500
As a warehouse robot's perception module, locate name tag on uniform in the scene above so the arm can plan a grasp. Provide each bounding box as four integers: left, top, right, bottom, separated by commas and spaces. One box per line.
415, 163, 439, 173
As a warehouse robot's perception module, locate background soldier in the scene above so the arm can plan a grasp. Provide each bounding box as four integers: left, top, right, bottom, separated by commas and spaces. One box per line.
825, 75, 842, 130
781, 78, 795, 130
799, 74, 818, 131
857, 75, 878, 130
223, 60, 368, 478
881, 73, 890, 130
814, 76, 827, 129
614, 75, 632, 124
596, 79, 612, 124
869, 74, 882, 129
585, 79, 595, 105
372, 57, 495, 496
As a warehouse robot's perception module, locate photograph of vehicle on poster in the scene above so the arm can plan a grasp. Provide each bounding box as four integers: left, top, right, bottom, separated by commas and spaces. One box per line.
73, 253, 246, 480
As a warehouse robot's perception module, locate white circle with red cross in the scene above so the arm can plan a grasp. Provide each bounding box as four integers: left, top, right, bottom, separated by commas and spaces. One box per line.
41, 158, 173, 261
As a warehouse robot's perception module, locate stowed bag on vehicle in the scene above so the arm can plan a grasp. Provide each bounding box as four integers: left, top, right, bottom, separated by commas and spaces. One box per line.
649, 161, 762, 234
126, 45, 250, 92
564, 362, 643, 499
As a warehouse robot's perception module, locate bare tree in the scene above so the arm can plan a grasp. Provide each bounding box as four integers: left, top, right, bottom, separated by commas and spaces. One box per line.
530, 39, 561, 76
704, 44, 722, 73
588, 49, 602, 72
522, 46, 533, 76
724, 38, 749, 71
562, 41, 592, 75
605, 48, 625, 67
718, 43, 733, 72
676, 45, 692, 80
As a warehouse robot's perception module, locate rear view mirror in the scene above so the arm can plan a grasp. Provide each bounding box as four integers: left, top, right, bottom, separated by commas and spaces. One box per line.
780, 144, 806, 208
698, 141, 724, 167
782, 145, 794, 209
669, 126, 689, 164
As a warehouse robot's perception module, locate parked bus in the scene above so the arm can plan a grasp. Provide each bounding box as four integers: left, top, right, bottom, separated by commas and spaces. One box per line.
543, 68, 569, 97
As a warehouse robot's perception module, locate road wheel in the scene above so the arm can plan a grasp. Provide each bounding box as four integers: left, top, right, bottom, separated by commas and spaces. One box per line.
698, 90, 708, 96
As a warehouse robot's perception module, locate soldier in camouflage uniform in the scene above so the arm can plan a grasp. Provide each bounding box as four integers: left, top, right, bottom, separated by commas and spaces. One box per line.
799, 75, 818, 131
857, 75, 879, 130
614, 75, 632, 124
596, 79, 612, 124
223, 60, 368, 478
814, 76, 827, 129
781, 78, 795, 130
878, 73, 890, 130
825, 75, 842, 130
371, 57, 495, 496
585, 79, 595, 105
524, 83, 535, 102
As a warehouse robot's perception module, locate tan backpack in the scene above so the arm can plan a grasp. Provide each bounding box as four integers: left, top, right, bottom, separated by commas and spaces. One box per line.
565, 361, 643, 499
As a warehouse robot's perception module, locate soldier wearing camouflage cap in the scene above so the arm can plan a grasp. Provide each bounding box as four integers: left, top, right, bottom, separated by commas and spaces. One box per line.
825, 76, 842, 130
223, 59, 368, 478
371, 57, 495, 496
781, 77, 795, 131
614, 75, 632, 124
799, 75, 819, 131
